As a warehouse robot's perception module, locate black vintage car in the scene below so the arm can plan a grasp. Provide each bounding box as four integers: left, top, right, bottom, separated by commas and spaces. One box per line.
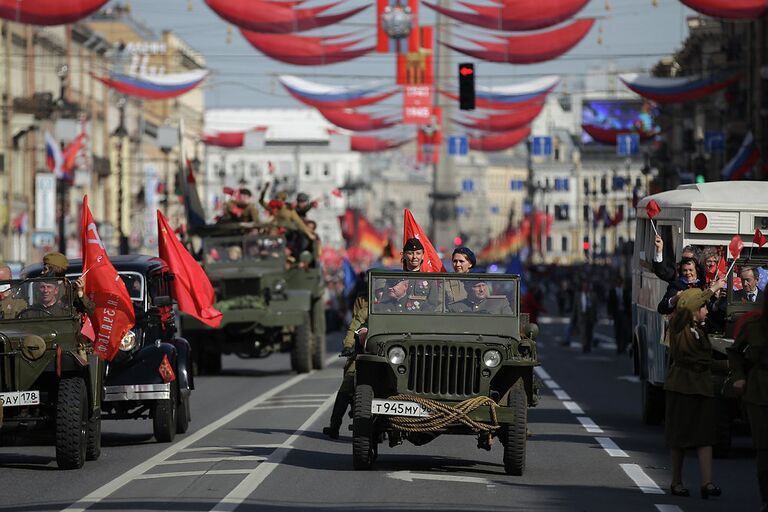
24, 255, 193, 442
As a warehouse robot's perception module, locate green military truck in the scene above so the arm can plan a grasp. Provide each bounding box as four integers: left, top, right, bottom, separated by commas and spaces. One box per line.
0, 277, 103, 469
181, 223, 325, 374
351, 271, 539, 474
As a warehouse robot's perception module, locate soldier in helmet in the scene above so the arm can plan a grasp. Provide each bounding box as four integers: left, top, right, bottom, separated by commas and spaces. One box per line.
294, 192, 314, 220
0, 264, 26, 319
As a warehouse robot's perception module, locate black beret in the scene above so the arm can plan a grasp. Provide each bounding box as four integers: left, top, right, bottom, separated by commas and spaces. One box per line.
452, 246, 476, 268
403, 237, 424, 252
238, 188, 252, 197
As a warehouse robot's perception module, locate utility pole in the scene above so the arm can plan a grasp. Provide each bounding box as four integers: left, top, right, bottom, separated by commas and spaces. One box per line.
113, 96, 129, 255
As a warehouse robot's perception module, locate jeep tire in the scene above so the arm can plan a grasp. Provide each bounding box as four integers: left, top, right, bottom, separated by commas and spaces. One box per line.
56, 377, 88, 470
352, 384, 375, 470
85, 411, 101, 461
290, 315, 312, 374
153, 382, 178, 443
312, 299, 326, 370
502, 379, 527, 476
641, 380, 664, 426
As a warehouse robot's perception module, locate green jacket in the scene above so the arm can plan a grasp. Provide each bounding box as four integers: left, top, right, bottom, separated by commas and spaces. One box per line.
664, 300, 715, 397
342, 296, 368, 350
728, 315, 768, 406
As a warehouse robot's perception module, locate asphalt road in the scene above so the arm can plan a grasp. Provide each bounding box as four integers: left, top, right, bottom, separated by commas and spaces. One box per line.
0, 321, 762, 512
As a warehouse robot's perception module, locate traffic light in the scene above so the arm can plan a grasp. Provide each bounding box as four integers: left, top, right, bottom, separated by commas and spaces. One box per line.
458, 62, 475, 110
453, 236, 463, 246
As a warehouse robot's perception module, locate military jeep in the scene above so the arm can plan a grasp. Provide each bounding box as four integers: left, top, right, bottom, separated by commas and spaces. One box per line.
25, 256, 194, 443
0, 277, 103, 469
181, 223, 325, 374
352, 271, 539, 474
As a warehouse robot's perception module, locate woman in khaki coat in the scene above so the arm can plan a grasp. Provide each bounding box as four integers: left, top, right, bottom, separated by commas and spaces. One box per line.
664, 285, 725, 499
729, 298, 768, 512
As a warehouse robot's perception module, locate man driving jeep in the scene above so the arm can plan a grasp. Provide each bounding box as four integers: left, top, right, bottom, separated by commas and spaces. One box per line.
449, 281, 513, 315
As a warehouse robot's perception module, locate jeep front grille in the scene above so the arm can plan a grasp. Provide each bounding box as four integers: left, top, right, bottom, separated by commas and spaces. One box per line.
406, 344, 482, 396
223, 278, 260, 297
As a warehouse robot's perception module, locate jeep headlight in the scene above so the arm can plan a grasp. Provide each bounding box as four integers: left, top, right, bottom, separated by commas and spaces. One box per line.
483, 349, 502, 368
119, 331, 137, 352
387, 345, 406, 365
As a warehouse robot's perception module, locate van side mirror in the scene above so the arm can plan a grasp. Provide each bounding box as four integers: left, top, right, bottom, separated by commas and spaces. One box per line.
154, 295, 172, 307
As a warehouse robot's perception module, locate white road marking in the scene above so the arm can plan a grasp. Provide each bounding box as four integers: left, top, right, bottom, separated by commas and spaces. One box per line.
553, 389, 571, 400
181, 444, 285, 453
252, 404, 324, 410
157, 456, 268, 465
620, 464, 665, 494
135, 469, 253, 480
576, 416, 604, 433
387, 470, 492, 485
655, 505, 684, 512
274, 394, 332, 398
62, 355, 338, 512
543, 379, 560, 389
534, 367, 551, 379
209, 394, 336, 512
594, 437, 629, 458
562, 401, 585, 415
617, 375, 640, 383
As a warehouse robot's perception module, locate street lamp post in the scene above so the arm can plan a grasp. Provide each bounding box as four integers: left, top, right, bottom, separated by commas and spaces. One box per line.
55, 65, 69, 255
113, 96, 129, 254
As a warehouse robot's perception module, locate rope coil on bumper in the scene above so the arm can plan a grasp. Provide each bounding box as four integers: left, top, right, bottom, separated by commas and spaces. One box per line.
385, 394, 499, 433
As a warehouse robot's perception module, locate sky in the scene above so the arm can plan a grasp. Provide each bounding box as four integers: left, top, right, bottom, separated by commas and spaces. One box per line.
125, 0, 695, 109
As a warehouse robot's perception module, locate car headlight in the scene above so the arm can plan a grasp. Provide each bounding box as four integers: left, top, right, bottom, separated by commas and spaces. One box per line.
482, 349, 502, 368
273, 279, 287, 293
387, 345, 406, 365
119, 331, 137, 352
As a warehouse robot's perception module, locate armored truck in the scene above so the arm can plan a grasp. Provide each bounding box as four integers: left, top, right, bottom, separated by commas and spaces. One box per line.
0, 277, 103, 469
351, 271, 539, 475
181, 223, 325, 374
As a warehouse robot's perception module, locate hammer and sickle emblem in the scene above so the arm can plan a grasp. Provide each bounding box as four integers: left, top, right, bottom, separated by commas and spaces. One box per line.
87, 223, 105, 250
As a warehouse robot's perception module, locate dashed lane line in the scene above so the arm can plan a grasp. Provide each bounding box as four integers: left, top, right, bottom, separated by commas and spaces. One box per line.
594, 437, 629, 458
533, 366, 551, 380
134, 469, 253, 480
562, 401, 585, 415
552, 389, 571, 400
210, 393, 336, 512
620, 464, 665, 494
252, 404, 326, 410
654, 505, 684, 512
181, 444, 285, 453
156, 456, 268, 465
576, 416, 604, 433
543, 379, 561, 389
62, 356, 338, 512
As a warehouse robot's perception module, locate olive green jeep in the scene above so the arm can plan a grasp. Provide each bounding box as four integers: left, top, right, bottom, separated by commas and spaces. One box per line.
352, 271, 539, 475
0, 277, 103, 469
181, 223, 325, 374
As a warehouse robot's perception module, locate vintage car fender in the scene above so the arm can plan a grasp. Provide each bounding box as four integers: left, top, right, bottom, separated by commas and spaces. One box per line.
105, 342, 178, 392
168, 337, 194, 393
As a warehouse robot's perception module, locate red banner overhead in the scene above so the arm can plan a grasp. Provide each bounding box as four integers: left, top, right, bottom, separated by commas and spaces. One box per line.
350, 135, 411, 152
240, 30, 374, 65
454, 102, 544, 132
0, 0, 108, 25
204, 0, 369, 33
317, 108, 399, 131
442, 18, 594, 64
680, 0, 768, 20
403, 85, 433, 124
469, 127, 531, 152
422, 0, 589, 31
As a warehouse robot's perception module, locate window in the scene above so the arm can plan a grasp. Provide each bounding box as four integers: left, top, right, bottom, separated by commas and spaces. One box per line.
462, 179, 474, 192
322, 163, 331, 177
583, 178, 590, 195
583, 205, 590, 222
303, 163, 312, 177
562, 178, 570, 191
555, 204, 569, 221
546, 236, 553, 252
613, 176, 625, 191
561, 235, 569, 253
600, 176, 608, 195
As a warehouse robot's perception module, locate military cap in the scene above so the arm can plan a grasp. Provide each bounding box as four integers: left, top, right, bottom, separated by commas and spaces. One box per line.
677, 288, 710, 313
452, 246, 476, 268
403, 237, 424, 252
296, 192, 310, 202
43, 252, 68, 270
385, 277, 409, 288
238, 188, 253, 197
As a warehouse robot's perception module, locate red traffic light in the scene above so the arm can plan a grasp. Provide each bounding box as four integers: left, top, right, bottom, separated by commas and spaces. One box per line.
453, 236, 463, 246
582, 241, 590, 251
459, 65, 474, 76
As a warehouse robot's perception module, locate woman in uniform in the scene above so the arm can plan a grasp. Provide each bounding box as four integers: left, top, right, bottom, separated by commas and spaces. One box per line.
729, 298, 768, 512
664, 285, 725, 500
446, 247, 476, 305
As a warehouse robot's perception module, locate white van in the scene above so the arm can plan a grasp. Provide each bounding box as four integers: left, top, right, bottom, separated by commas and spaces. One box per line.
633, 182, 768, 432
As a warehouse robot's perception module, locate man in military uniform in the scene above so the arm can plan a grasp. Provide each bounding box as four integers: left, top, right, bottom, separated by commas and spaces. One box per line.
218, 188, 260, 224
0, 264, 26, 319
294, 192, 314, 219
40, 252, 95, 316
449, 281, 512, 314
376, 278, 417, 312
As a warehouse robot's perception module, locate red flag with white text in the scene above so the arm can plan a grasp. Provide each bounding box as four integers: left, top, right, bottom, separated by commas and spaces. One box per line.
403, 209, 446, 272
157, 210, 222, 327
80, 196, 136, 361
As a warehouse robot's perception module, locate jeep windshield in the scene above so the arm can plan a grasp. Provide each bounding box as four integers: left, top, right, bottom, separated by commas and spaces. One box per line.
203, 235, 286, 265
370, 274, 518, 316
0, 278, 74, 320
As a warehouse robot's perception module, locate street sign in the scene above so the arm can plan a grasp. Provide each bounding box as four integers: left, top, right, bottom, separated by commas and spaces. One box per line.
616, 133, 639, 156
531, 136, 552, 156
704, 131, 725, 154
447, 135, 468, 156
35, 173, 57, 232
403, 85, 433, 124
31, 231, 56, 249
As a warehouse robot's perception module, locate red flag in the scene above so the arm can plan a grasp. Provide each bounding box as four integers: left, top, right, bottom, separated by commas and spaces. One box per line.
80, 315, 95, 342
754, 228, 767, 248
403, 209, 446, 272
157, 210, 222, 328
331, 188, 343, 198
63, 133, 85, 173
80, 195, 136, 361
646, 199, 661, 220
729, 234, 744, 260
158, 354, 176, 383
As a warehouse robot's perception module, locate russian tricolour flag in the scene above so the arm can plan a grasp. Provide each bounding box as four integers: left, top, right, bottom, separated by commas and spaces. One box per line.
722, 131, 760, 180
45, 131, 64, 178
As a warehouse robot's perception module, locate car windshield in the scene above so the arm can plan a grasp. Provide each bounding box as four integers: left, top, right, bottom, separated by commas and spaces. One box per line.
67, 271, 144, 303
0, 278, 73, 320
370, 274, 518, 316
203, 236, 286, 264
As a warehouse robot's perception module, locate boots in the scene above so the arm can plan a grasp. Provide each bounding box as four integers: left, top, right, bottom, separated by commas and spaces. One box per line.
323, 391, 351, 439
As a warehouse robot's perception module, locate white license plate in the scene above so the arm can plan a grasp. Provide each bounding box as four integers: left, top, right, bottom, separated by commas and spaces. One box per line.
371, 399, 432, 417
0, 390, 40, 407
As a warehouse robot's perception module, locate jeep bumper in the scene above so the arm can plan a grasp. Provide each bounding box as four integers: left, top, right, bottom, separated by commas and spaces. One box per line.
104, 383, 169, 402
